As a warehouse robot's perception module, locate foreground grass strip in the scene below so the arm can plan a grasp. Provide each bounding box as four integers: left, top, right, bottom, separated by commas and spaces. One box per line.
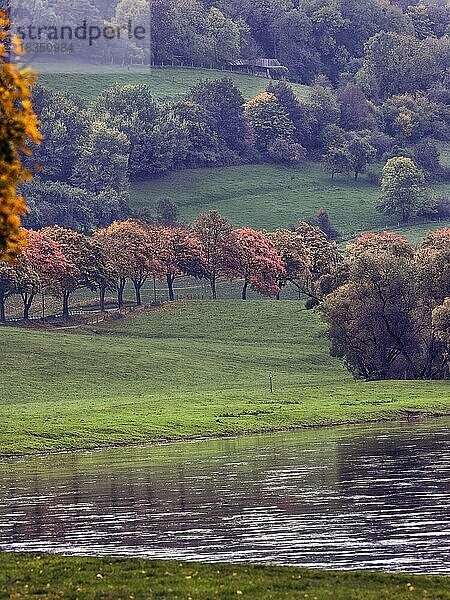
0, 554, 448, 600
0, 301, 449, 456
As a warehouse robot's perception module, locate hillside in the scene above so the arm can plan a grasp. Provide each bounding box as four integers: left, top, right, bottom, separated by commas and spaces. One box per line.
36, 61, 311, 101
1, 301, 448, 456
131, 163, 450, 237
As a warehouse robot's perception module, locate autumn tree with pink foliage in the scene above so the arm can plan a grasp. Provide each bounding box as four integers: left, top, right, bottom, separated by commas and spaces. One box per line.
231, 228, 285, 300
160, 227, 205, 302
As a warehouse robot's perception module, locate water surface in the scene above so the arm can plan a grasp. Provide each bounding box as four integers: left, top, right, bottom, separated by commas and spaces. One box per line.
0, 420, 449, 574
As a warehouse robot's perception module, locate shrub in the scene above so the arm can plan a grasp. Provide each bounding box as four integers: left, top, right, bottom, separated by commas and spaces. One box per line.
436, 197, 450, 220
268, 138, 307, 165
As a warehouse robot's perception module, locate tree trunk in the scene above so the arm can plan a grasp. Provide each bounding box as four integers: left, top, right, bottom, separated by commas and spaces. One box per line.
22, 292, 34, 321
0, 293, 5, 323
167, 274, 175, 302
133, 280, 143, 306
354, 171, 358, 181
242, 281, 248, 301
118, 278, 126, 309
276, 291, 281, 301
62, 291, 70, 319
211, 274, 217, 300
99, 286, 106, 313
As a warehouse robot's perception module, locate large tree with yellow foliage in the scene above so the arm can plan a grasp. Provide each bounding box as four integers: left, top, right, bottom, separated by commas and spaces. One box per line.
0, 10, 41, 261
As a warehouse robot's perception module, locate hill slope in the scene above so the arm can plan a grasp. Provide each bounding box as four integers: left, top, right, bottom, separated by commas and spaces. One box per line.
131, 163, 450, 237
36, 61, 311, 101
1, 301, 448, 456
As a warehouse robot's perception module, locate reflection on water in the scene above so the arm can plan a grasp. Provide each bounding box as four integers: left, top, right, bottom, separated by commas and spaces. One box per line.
0, 420, 449, 574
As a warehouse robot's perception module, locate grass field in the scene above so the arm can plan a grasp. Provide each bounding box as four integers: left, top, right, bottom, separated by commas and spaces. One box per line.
35, 61, 311, 101
1, 301, 448, 456
131, 163, 450, 238
1, 554, 449, 600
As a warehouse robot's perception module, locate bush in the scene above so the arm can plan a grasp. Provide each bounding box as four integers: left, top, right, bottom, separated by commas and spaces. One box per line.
367, 132, 394, 159
413, 139, 441, 179
156, 197, 178, 225
366, 167, 381, 186
268, 138, 307, 164
436, 197, 450, 220
307, 208, 341, 241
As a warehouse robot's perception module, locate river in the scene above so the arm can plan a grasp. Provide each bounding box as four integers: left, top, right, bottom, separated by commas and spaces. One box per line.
0, 420, 449, 574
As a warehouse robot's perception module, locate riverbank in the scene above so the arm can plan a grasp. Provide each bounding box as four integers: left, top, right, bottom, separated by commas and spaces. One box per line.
1, 301, 449, 457
1, 554, 449, 599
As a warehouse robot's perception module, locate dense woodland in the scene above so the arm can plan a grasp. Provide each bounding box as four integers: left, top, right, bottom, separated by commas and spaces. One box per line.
12, 0, 450, 83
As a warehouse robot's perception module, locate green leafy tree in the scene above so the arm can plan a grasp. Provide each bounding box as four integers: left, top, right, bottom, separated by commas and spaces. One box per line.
190, 79, 247, 154
71, 122, 130, 196
170, 99, 221, 167
377, 157, 428, 223
347, 136, 376, 181
94, 85, 188, 177
324, 144, 352, 179
244, 92, 294, 154
206, 7, 241, 63
337, 80, 375, 132
357, 32, 449, 100
33, 90, 89, 183
413, 139, 441, 179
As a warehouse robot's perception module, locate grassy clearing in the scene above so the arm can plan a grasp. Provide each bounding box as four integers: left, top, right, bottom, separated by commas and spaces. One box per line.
0, 301, 448, 456
131, 163, 450, 237
35, 61, 310, 101
131, 164, 385, 235
1, 554, 449, 600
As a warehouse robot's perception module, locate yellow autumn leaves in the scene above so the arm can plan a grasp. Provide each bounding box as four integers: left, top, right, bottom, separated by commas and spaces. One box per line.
0, 10, 41, 261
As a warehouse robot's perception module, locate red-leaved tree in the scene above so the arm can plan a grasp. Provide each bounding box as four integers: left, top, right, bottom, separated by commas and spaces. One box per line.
15, 229, 68, 320
160, 226, 205, 302
231, 228, 285, 300
41, 225, 96, 318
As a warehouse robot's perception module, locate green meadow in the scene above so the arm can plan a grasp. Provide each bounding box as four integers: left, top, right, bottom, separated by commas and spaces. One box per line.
131, 163, 450, 238
1, 301, 448, 456
36, 61, 311, 101
1, 554, 449, 600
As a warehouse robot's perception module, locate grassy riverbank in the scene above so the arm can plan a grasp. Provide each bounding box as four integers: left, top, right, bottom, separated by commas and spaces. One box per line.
0, 301, 449, 457
1, 553, 449, 599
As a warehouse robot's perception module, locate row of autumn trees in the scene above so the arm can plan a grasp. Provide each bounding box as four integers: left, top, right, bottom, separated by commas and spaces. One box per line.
0, 211, 339, 322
